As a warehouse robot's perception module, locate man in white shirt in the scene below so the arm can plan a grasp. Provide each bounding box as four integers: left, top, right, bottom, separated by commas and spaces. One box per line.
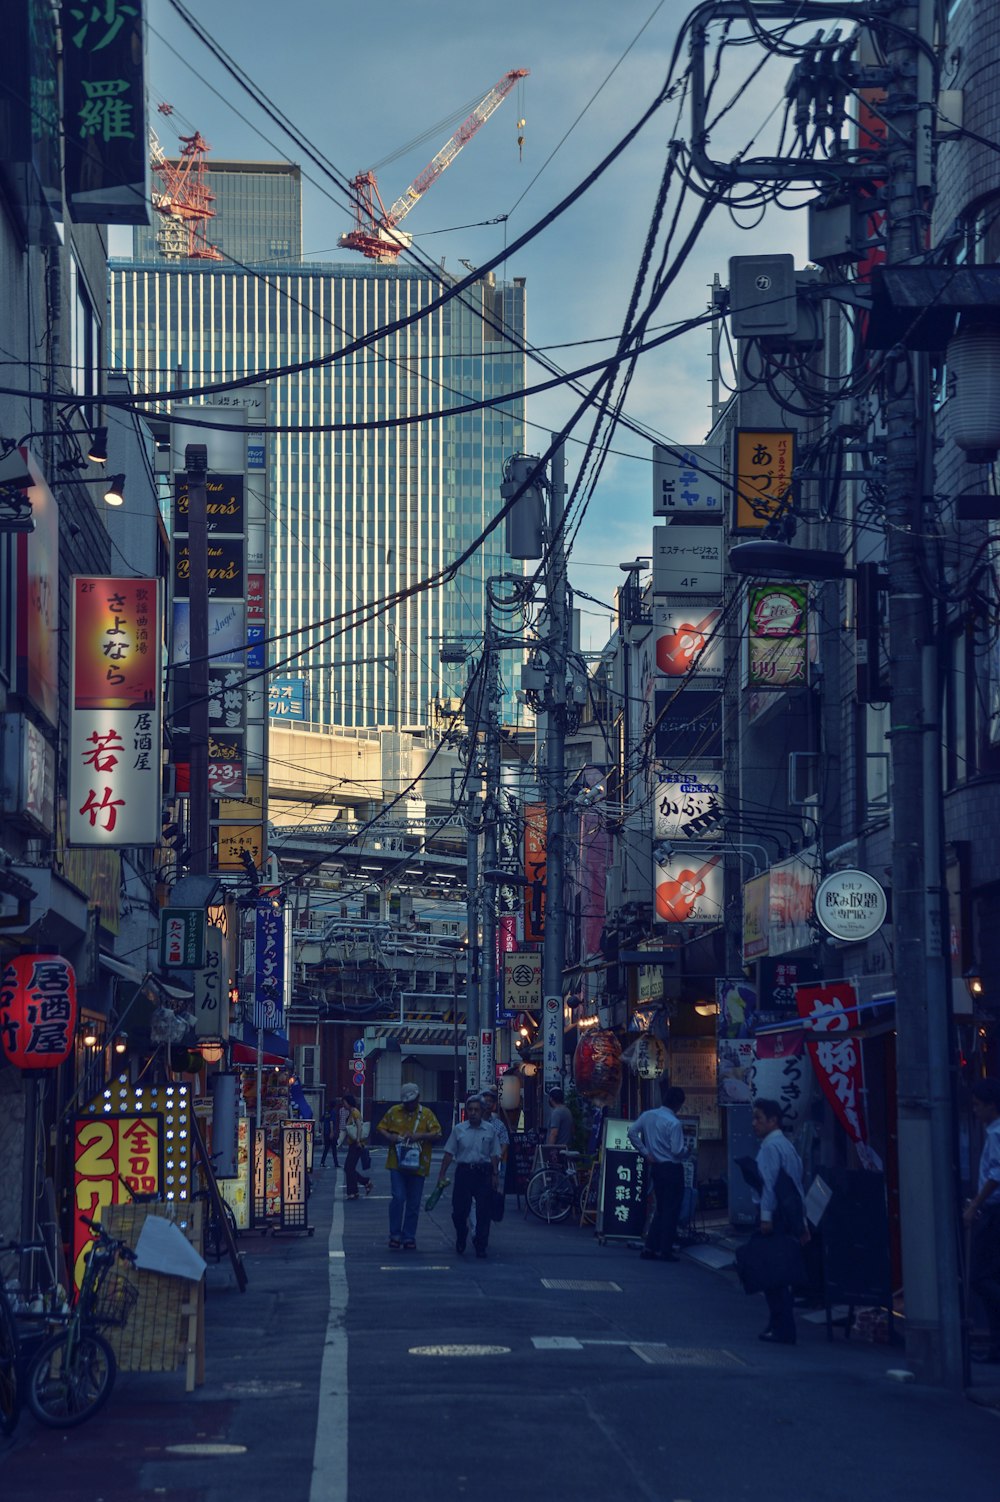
628, 1085, 687, 1263
752, 1097, 806, 1346
436, 1097, 501, 1260
963, 1078, 1000, 1363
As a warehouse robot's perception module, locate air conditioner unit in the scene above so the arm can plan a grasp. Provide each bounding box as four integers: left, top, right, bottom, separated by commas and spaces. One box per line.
295, 1045, 320, 1088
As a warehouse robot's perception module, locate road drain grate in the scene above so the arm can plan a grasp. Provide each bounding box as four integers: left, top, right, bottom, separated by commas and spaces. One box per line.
540, 1278, 622, 1292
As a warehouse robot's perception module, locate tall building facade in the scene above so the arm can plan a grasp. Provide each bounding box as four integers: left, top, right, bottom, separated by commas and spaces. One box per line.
111, 180, 527, 730
135, 159, 303, 264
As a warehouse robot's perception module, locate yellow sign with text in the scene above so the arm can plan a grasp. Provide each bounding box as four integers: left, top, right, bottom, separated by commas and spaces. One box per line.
734, 429, 796, 532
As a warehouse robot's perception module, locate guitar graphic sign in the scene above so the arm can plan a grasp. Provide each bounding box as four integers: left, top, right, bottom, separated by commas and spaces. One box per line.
654, 601, 723, 679
654, 854, 723, 924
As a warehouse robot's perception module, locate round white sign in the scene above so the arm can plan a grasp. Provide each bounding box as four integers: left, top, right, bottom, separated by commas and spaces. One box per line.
814, 869, 887, 942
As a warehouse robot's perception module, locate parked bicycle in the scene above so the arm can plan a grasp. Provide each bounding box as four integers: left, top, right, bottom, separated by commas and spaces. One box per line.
0, 1233, 55, 1435
25, 1215, 138, 1428
525, 1149, 588, 1224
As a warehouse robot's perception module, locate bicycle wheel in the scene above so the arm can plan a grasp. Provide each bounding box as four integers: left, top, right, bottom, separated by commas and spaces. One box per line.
0, 1298, 19, 1435
26, 1329, 116, 1428
526, 1169, 575, 1224
205, 1198, 238, 1262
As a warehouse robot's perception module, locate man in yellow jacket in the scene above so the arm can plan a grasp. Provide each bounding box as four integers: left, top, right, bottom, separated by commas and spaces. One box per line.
377, 1083, 441, 1250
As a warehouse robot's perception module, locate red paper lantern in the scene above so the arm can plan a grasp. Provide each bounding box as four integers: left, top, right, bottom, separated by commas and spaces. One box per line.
573, 1029, 622, 1107
0, 954, 78, 1068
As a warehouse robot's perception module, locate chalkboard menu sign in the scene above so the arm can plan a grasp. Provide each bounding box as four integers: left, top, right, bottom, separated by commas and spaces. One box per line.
597, 1118, 647, 1241
507, 1129, 544, 1195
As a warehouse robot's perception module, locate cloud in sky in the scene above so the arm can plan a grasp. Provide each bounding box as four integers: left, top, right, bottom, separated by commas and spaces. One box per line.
139, 0, 811, 644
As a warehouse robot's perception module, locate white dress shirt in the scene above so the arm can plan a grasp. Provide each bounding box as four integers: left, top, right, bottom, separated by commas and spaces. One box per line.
627, 1107, 685, 1164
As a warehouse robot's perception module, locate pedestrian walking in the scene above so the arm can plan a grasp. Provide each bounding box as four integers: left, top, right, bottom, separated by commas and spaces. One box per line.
320, 1099, 340, 1168
436, 1096, 501, 1259
751, 1097, 807, 1346
377, 1083, 441, 1250
627, 1084, 687, 1262
964, 1077, 1000, 1364
545, 1087, 574, 1165
468, 1087, 510, 1242
341, 1092, 372, 1200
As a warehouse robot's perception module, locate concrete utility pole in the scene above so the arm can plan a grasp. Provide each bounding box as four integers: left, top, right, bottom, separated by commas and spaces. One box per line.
184, 444, 210, 876
542, 440, 568, 1070
478, 624, 501, 1093
883, 0, 963, 1388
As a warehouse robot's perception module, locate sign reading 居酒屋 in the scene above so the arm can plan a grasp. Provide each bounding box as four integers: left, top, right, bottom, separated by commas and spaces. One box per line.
0, 955, 77, 1068
69, 578, 162, 848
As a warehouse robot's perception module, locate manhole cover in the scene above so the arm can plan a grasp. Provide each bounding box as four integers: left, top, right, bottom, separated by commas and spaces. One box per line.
541, 1279, 622, 1292
165, 1443, 248, 1456
409, 1344, 511, 1357
630, 1345, 745, 1367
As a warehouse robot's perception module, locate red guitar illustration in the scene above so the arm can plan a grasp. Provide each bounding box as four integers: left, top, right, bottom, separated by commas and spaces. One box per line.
656, 610, 720, 676
655, 854, 722, 923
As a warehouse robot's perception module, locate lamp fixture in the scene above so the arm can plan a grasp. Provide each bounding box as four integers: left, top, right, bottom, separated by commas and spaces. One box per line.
103, 474, 125, 506
82, 1027, 99, 1047
694, 1000, 719, 1017
199, 1039, 225, 1064
964, 969, 985, 1000
113, 1033, 128, 1055
87, 426, 108, 464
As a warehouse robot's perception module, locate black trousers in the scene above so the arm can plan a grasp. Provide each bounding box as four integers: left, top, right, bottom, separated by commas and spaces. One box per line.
647, 1161, 685, 1256
452, 1164, 494, 1249
970, 1205, 1000, 1353
321, 1137, 338, 1167
763, 1282, 796, 1342
344, 1143, 369, 1196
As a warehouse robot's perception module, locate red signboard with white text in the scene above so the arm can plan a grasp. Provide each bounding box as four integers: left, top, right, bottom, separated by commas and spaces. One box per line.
795, 982, 876, 1165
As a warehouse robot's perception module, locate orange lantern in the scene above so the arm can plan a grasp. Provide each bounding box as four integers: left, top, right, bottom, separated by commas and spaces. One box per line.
573, 1029, 622, 1106
0, 954, 78, 1068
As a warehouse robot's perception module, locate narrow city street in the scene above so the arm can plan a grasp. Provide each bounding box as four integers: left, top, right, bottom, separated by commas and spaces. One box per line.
4, 1153, 997, 1502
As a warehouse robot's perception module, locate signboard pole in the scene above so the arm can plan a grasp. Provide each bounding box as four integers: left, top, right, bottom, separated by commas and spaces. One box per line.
185, 445, 211, 876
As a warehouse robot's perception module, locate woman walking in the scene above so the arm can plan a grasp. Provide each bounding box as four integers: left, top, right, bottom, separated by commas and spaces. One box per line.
341, 1092, 372, 1199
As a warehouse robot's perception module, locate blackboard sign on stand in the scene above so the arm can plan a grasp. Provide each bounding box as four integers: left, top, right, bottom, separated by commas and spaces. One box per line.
595, 1118, 648, 1244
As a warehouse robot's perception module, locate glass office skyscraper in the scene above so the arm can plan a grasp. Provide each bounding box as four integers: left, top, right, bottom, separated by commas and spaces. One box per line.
110, 168, 526, 731
134, 159, 303, 264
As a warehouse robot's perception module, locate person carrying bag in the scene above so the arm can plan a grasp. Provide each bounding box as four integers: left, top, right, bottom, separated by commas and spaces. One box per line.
340, 1093, 372, 1200
377, 1084, 442, 1250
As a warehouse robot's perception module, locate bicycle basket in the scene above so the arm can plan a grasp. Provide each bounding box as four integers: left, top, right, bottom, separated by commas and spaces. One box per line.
91, 1272, 139, 1329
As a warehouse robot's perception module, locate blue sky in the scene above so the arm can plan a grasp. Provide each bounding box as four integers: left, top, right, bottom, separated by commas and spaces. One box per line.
129, 0, 808, 647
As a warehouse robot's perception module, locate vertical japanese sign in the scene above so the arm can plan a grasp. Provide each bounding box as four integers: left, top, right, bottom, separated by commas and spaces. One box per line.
542, 994, 562, 1094
0, 955, 77, 1068
252, 1126, 268, 1228
73, 1112, 162, 1290
159, 907, 206, 969
795, 982, 877, 1166
480, 1028, 495, 1089
69, 577, 162, 846
734, 429, 796, 532
748, 584, 808, 688
62, 0, 150, 225
597, 1117, 648, 1241
523, 803, 547, 943
280, 1123, 309, 1230
194, 925, 228, 1040
255, 891, 285, 1029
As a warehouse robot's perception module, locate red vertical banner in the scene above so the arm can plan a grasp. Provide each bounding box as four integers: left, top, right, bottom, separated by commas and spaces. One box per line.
523, 803, 547, 943
795, 982, 872, 1153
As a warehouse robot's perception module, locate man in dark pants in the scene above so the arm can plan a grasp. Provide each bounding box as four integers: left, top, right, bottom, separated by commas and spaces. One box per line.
435, 1097, 501, 1260
964, 1078, 1000, 1364
628, 1084, 687, 1262
320, 1099, 340, 1168
752, 1097, 806, 1346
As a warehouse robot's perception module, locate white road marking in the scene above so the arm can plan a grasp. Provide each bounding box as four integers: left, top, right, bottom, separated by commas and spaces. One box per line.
531, 1336, 584, 1350
309, 1192, 348, 1502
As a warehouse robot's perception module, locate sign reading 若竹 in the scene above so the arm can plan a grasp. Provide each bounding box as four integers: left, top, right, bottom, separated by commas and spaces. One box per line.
159, 907, 206, 969
69, 578, 162, 848
63, 0, 150, 225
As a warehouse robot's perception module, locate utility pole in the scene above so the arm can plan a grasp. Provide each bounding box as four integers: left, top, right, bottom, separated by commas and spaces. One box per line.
185, 444, 210, 877
479, 619, 501, 1094
464, 735, 482, 1096
883, 1, 963, 1388
542, 439, 568, 1090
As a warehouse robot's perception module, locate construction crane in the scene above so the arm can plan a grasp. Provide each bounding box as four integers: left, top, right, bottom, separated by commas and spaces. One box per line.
340, 68, 528, 263
150, 105, 223, 262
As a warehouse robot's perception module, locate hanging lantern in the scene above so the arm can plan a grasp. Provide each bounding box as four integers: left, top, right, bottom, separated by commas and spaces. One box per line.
622, 1033, 668, 1080
947, 316, 1000, 462
573, 1029, 622, 1107
0, 955, 78, 1069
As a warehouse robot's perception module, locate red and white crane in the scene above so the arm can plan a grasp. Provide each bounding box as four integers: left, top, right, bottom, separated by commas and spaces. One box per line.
340, 68, 528, 263
150, 105, 223, 261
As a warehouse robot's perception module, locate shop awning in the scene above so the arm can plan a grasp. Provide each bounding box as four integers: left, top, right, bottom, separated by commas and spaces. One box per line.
230, 1040, 287, 1068
98, 955, 194, 1003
